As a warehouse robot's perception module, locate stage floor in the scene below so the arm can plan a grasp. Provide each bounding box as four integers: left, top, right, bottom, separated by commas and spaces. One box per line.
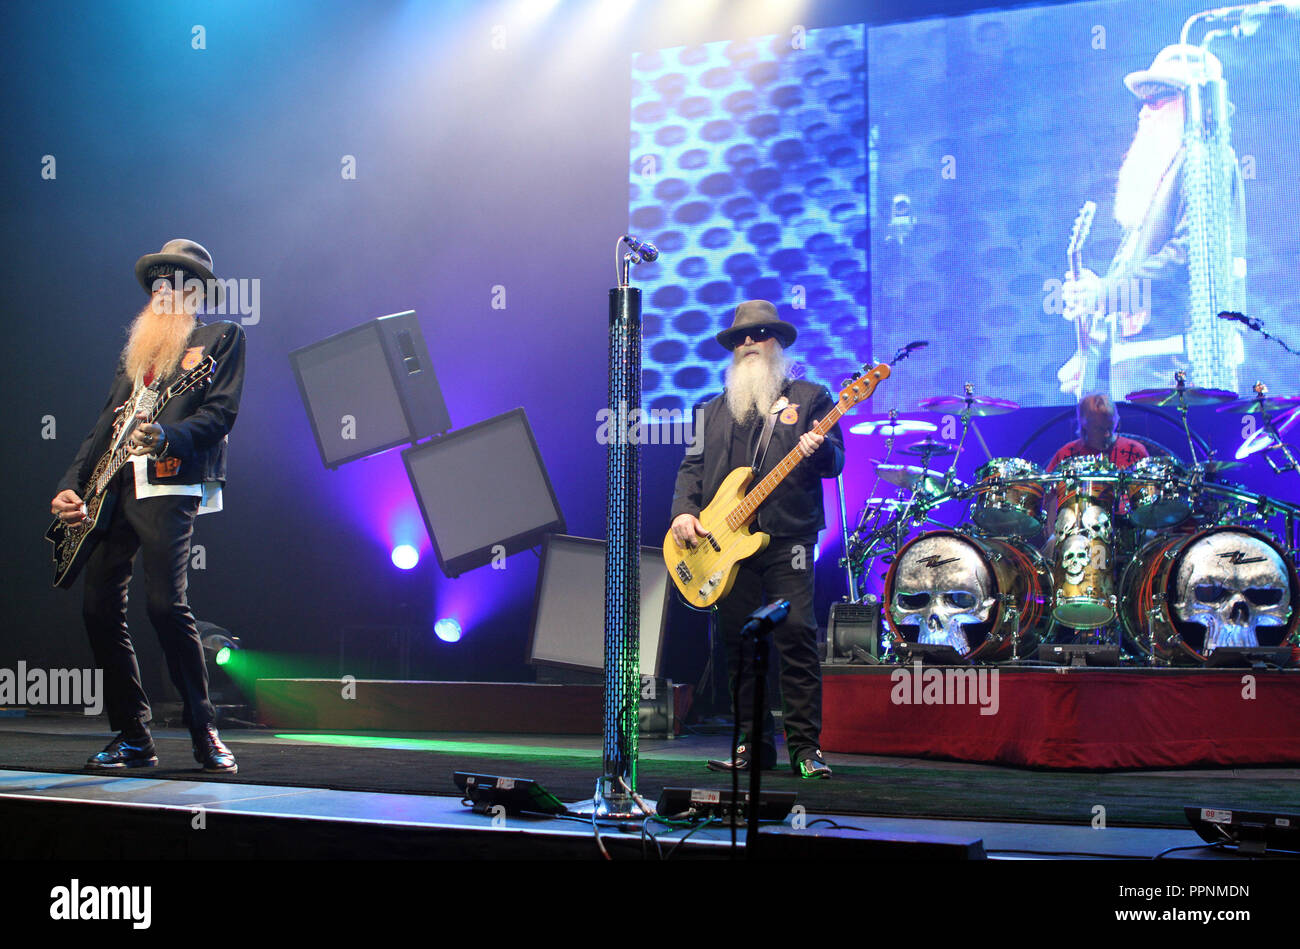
0, 766, 1231, 861
1, 712, 1298, 860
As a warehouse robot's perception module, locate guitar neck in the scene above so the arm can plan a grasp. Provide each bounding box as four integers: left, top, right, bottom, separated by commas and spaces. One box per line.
92, 442, 141, 499
724, 404, 845, 530
87, 374, 187, 500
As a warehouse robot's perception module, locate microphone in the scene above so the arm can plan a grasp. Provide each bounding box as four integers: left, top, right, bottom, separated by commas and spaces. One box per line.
1217, 310, 1263, 330
892, 340, 929, 364
621, 234, 659, 262
740, 599, 790, 637
888, 194, 915, 245
1206, 2, 1300, 34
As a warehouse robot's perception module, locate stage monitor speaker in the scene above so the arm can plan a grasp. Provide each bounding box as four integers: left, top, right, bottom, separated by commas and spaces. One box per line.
290, 310, 451, 468
403, 407, 564, 578
527, 534, 669, 676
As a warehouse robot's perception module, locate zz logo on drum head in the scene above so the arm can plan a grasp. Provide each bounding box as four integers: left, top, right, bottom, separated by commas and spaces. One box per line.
919, 555, 960, 570
1219, 551, 1266, 566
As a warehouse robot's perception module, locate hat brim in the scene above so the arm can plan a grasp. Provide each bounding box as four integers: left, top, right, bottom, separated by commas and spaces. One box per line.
1124, 70, 1188, 99
135, 253, 223, 306
716, 320, 798, 351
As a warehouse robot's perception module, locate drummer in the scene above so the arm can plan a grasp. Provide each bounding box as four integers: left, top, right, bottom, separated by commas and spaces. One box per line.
1043, 393, 1148, 552
1047, 393, 1148, 473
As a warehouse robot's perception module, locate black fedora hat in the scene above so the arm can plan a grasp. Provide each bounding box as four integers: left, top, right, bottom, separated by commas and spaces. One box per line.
134, 238, 223, 306
715, 300, 798, 351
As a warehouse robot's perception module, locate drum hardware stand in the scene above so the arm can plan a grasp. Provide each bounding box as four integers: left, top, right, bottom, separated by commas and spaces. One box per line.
940, 382, 977, 493
1250, 382, 1300, 478
1170, 371, 1202, 465
835, 473, 859, 603
1147, 601, 1172, 666
1000, 593, 1023, 662
847, 410, 904, 603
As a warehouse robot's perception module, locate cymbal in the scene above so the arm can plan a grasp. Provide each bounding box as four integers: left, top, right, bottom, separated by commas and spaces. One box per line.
899, 438, 956, 458
1125, 386, 1237, 406
862, 497, 913, 510
917, 394, 1019, 416
1200, 459, 1244, 474
876, 463, 966, 494
849, 418, 938, 437
1215, 394, 1300, 415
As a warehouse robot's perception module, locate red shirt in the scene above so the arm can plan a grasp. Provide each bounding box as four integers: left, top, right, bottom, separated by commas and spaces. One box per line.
1046, 436, 1148, 473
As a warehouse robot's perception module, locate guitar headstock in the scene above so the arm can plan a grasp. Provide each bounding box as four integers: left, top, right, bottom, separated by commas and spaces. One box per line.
1067, 201, 1096, 261
165, 355, 216, 400
837, 362, 891, 412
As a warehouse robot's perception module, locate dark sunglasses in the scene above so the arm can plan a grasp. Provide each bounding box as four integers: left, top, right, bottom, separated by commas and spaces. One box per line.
741, 327, 774, 343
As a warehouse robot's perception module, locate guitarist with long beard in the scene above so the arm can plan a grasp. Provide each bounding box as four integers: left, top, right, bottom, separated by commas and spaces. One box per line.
48, 240, 246, 773
669, 300, 844, 779
1056, 44, 1246, 402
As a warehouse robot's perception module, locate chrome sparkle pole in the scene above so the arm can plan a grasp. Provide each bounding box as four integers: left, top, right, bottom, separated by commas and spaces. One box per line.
591, 236, 654, 818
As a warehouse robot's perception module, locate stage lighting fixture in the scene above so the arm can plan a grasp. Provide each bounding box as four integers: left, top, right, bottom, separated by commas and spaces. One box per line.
289, 310, 451, 468
898, 643, 970, 665
196, 621, 253, 724
1036, 644, 1121, 667
391, 544, 419, 570
434, 618, 462, 643
1202, 646, 1294, 668
1185, 806, 1300, 855
403, 408, 565, 577
199, 624, 240, 664
453, 772, 567, 816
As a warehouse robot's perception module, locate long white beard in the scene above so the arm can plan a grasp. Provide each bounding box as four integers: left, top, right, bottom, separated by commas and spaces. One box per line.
725, 348, 790, 423
1114, 99, 1185, 232
122, 302, 197, 383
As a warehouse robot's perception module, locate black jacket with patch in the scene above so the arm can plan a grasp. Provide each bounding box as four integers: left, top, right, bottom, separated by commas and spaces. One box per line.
57, 320, 246, 495
670, 378, 845, 538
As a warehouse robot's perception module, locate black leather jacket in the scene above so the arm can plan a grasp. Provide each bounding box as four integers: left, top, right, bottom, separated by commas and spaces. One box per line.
57, 320, 246, 494
670, 378, 845, 538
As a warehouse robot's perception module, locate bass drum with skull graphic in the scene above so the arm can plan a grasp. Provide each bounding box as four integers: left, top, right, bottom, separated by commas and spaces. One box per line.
1118, 526, 1299, 664
884, 531, 1051, 661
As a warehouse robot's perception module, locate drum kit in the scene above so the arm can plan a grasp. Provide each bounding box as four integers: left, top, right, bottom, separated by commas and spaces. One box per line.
846, 378, 1300, 666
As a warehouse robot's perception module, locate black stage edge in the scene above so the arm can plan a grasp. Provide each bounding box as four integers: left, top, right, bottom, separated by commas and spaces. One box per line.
0, 770, 984, 861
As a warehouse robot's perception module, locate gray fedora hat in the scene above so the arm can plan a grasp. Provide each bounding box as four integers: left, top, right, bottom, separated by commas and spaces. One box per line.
715, 299, 798, 351
134, 238, 223, 306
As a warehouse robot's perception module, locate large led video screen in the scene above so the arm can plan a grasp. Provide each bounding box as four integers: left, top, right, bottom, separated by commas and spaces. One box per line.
631, 2, 1300, 417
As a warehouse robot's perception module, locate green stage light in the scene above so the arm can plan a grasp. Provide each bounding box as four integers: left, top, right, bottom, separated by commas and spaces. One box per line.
274, 733, 601, 759
215, 646, 232, 666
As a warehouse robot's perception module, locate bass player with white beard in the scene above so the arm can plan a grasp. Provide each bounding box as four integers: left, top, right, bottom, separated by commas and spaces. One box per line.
669, 300, 845, 779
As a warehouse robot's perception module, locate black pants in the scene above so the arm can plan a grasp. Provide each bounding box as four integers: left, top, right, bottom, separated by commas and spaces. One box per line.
715, 534, 822, 765
81, 469, 212, 734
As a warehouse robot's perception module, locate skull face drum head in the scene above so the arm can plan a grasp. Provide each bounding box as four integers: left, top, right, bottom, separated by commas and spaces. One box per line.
890, 534, 996, 655
1172, 530, 1293, 652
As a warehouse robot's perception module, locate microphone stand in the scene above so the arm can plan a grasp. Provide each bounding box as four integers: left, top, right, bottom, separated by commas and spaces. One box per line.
740, 599, 790, 859
586, 237, 650, 820
1222, 311, 1300, 358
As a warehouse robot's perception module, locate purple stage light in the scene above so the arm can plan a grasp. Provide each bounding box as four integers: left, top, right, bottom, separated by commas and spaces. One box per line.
434, 617, 463, 643
392, 544, 419, 570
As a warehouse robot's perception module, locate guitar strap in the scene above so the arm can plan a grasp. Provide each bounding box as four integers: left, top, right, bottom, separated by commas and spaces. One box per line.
750, 385, 788, 474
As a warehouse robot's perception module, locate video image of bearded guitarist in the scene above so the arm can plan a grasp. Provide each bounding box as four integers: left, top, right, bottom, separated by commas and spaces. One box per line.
1056, 44, 1247, 404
